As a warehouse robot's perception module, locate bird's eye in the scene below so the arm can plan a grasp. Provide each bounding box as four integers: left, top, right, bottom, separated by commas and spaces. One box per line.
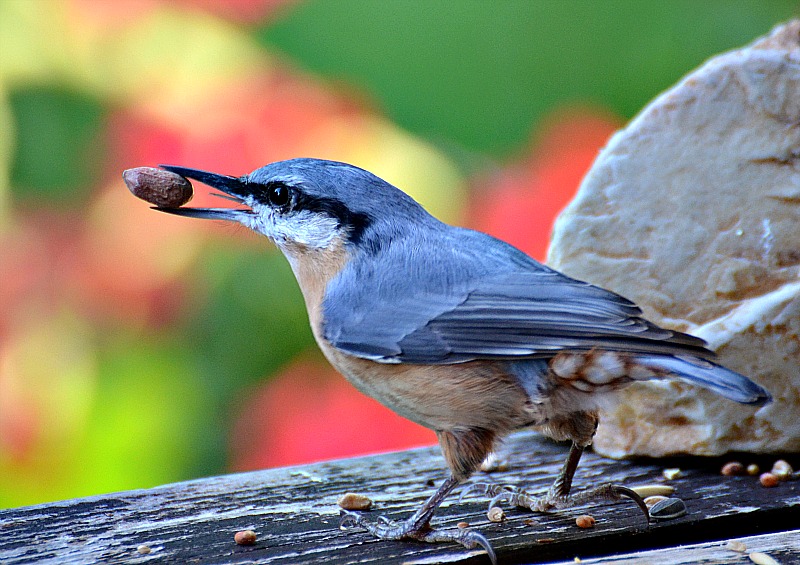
266, 183, 291, 208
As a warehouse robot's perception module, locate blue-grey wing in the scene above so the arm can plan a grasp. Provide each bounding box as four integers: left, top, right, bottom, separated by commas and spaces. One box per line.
322, 228, 710, 364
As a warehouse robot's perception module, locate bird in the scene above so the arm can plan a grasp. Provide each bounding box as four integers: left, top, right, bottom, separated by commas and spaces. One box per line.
152, 158, 770, 563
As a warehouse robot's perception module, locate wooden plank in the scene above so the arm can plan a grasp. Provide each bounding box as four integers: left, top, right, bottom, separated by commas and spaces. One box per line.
544, 529, 799, 565
0, 429, 798, 564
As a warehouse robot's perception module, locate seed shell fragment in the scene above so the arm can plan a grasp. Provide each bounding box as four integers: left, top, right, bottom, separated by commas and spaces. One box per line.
337, 492, 373, 511
721, 461, 745, 476
643, 495, 669, 509
748, 551, 782, 565
234, 530, 257, 546
630, 485, 674, 498
726, 540, 747, 553
487, 506, 505, 522
759, 473, 779, 488
575, 515, 596, 529
770, 460, 793, 480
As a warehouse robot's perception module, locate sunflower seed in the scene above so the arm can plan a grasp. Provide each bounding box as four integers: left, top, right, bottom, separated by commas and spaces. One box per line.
649, 497, 687, 520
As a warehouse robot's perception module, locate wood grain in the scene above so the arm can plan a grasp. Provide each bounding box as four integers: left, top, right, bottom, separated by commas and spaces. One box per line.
1, 430, 797, 564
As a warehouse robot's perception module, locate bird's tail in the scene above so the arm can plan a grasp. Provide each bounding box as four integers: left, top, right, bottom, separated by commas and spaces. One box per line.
634, 355, 771, 406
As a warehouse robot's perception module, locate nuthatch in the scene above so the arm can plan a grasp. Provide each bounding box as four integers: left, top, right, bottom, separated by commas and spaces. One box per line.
154, 158, 770, 563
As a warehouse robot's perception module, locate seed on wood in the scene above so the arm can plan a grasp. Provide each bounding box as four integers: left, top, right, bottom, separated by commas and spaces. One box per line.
644, 495, 669, 509
770, 459, 793, 480
631, 485, 674, 498
650, 497, 687, 520
136, 545, 151, 554
487, 506, 505, 522
662, 468, 683, 480
575, 515, 596, 529
123, 167, 193, 208
749, 551, 781, 565
721, 461, 745, 476
726, 540, 747, 553
337, 492, 373, 511
746, 464, 760, 476
457, 521, 469, 529
234, 530, 257, 545
759, 473, 779, 488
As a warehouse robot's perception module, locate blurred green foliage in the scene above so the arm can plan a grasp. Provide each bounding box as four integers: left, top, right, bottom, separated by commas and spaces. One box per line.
260, 0, 799, 155
9, 86, 106, 203
86, 338, 214, 494
185, 245, 315, 407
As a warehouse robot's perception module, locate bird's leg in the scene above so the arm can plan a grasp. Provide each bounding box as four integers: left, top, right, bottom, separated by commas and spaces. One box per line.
537, 438, 584, 505
464, 442, 649, 524
341, 475, 496, 563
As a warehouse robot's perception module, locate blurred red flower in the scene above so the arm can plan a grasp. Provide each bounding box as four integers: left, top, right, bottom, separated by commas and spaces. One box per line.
230, 358, 436, 470
469, 107, 621, 261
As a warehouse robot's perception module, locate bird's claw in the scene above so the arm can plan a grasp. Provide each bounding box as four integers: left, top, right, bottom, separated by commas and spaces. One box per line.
377, 515, 393, 526
338, 509, 497, 564
589, 484, 651, 526
340, 509, 401, 537
489, 489, 517, 510
459, 482, 517, 505
460, 482, 650, 525
460, 482, 530, 510
339, 509, 362, 530
417, 527, 497, 564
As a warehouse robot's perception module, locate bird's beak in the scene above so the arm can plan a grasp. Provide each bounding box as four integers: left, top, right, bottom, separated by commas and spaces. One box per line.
154, 165, 254, 221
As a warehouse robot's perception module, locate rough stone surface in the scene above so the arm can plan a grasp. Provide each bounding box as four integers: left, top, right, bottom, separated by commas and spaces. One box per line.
548, 21, 800, 457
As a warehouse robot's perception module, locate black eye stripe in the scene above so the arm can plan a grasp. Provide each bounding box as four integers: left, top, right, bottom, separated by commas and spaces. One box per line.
295, 193, 371, 244
250, 181, 372, 243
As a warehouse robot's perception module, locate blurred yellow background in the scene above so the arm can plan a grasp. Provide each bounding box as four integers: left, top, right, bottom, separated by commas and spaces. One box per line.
0, 0, 796, 508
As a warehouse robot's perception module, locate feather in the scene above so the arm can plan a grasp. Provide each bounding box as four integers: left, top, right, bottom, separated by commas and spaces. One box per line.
323, 225, 712, 365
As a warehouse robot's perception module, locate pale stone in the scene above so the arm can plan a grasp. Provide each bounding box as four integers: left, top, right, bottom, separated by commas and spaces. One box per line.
548, 21, 800, 457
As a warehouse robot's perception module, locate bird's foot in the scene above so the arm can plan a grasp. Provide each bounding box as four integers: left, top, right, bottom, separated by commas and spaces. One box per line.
340, 510, 497, 564
461, 482, 649, 525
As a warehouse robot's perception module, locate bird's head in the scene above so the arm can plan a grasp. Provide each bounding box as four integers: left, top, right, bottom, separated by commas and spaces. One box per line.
156, 158, 431, 255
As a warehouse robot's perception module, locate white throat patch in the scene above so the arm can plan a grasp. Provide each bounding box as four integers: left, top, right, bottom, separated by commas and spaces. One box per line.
241, 203, 341, 250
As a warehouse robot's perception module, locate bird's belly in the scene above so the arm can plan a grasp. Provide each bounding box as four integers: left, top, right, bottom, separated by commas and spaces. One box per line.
318, 342, 532, 434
